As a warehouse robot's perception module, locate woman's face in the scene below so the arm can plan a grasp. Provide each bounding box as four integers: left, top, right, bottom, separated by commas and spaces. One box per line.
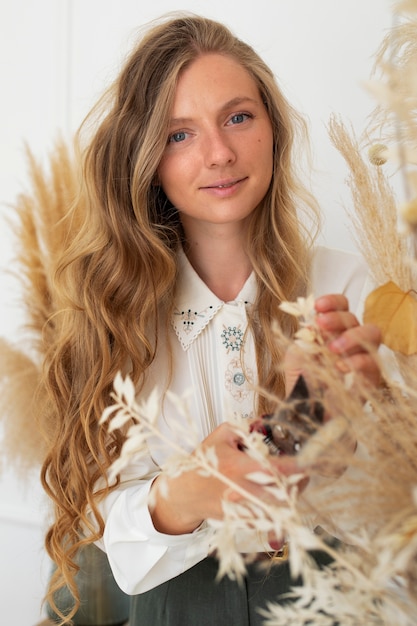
157, 53, 274, 239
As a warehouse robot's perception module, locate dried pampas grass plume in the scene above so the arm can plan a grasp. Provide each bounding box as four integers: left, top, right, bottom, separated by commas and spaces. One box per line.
0, 338, 43, 476
0, 139, 81, 477
328, 115, 412, 291
367, 7, 417, 150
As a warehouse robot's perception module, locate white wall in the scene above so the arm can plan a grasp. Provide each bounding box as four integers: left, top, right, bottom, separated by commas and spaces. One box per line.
0, 1, 394, 623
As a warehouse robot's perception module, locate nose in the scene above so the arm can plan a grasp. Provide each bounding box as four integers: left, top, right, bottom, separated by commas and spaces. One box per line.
204, 129, 236, 168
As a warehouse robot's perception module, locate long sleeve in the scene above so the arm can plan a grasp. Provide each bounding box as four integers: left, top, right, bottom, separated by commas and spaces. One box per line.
310, 245, 371, 320
97, 462, 214, 594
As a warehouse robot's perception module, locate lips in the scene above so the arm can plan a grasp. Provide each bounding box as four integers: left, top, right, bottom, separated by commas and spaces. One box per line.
202, 176, 246, 190
214, 182, 235, 189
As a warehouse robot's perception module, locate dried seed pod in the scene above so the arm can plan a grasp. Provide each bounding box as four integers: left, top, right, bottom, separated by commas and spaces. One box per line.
368, 143, 388, 166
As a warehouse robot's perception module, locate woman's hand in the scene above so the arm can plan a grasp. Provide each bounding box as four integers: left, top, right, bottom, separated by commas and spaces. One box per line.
282, 293, 381, 477
315, 294, 382, 385
150, 422, 302, 535
285, 293, 382, 395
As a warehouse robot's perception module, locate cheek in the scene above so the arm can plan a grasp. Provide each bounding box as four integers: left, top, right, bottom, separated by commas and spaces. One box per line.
259, 139, 273, 181
158, 153, 190, 190
157, 157, 170, 189
158, 161, 177, 197
158, 159, 190, 208
254, 130, 273, 167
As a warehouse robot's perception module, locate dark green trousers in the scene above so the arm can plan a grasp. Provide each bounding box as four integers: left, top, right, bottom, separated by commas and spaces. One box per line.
129, 552, 332, 625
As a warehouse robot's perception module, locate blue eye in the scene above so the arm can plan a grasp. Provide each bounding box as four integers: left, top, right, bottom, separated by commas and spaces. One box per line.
169, 131, 187, 143
229, 113, 251, 125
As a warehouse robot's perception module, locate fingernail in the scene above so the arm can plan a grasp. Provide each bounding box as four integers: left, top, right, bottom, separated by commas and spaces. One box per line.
329, 337, 345, 352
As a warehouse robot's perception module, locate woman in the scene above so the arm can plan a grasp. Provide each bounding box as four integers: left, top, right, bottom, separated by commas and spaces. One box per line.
42, 13, 381, 625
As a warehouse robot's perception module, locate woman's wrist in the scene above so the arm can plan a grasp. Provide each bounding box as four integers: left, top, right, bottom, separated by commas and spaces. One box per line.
150, 473, 204, 535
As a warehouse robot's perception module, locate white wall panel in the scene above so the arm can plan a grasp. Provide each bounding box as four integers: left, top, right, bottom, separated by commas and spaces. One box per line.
0, 0, 72, 337
0, 468, 51, 625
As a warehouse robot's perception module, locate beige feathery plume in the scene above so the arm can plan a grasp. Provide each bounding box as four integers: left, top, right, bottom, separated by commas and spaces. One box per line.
328, 115, 412, 291
367, 14, 417, 149
14, 140, 82, 348
0, 139, 81, 477
0, 338, 43, 475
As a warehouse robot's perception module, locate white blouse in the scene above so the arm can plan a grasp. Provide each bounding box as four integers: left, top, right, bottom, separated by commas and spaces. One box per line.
97, 245, 371, 595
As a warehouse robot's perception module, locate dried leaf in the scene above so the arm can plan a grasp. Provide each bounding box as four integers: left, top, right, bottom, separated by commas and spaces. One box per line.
99, 403, 120, 425
106, 408, 132, 432
113, 371, 125, 399
363, 281, 417, 354
245, 471, 273, 485
121, 374, 136, 406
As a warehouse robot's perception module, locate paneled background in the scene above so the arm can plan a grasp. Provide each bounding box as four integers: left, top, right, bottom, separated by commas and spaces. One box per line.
0, 1, 393, 623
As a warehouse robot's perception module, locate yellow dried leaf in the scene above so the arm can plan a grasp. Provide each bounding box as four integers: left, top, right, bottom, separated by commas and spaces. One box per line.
364, 281, 417, 355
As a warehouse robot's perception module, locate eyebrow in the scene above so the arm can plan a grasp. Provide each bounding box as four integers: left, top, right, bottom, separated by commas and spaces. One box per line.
169, 96, 260, 127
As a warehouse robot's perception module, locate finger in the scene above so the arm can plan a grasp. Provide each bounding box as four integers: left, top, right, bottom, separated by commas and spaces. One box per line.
268, 454, 302, 477
208, 421, 247, 450
227, 457, 309, 505
334, 353, 382, 383
316, 310, 359, 337
314, 294, 349, 313
328, 323, 381, 355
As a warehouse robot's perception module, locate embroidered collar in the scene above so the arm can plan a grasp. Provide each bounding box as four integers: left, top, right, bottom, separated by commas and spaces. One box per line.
172, 248, 257, 351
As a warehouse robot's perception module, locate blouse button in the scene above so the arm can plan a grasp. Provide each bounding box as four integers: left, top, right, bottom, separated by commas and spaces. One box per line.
233, 372, 245, 386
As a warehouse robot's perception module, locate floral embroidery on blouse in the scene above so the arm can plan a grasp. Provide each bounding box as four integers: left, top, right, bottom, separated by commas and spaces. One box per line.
221, 325, 244, 352
174, 305, 215, 334
225, 357, 253, 403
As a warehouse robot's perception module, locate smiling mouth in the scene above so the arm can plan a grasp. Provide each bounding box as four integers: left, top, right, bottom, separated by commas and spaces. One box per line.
204, 177, 246, 189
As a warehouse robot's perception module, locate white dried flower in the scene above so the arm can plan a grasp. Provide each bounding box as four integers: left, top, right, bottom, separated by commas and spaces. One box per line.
280, 294, 321, 349
279, 294, 315, 319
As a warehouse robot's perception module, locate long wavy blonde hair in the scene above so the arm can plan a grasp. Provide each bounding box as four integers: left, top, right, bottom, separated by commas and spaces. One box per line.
41, 12, 320, 619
